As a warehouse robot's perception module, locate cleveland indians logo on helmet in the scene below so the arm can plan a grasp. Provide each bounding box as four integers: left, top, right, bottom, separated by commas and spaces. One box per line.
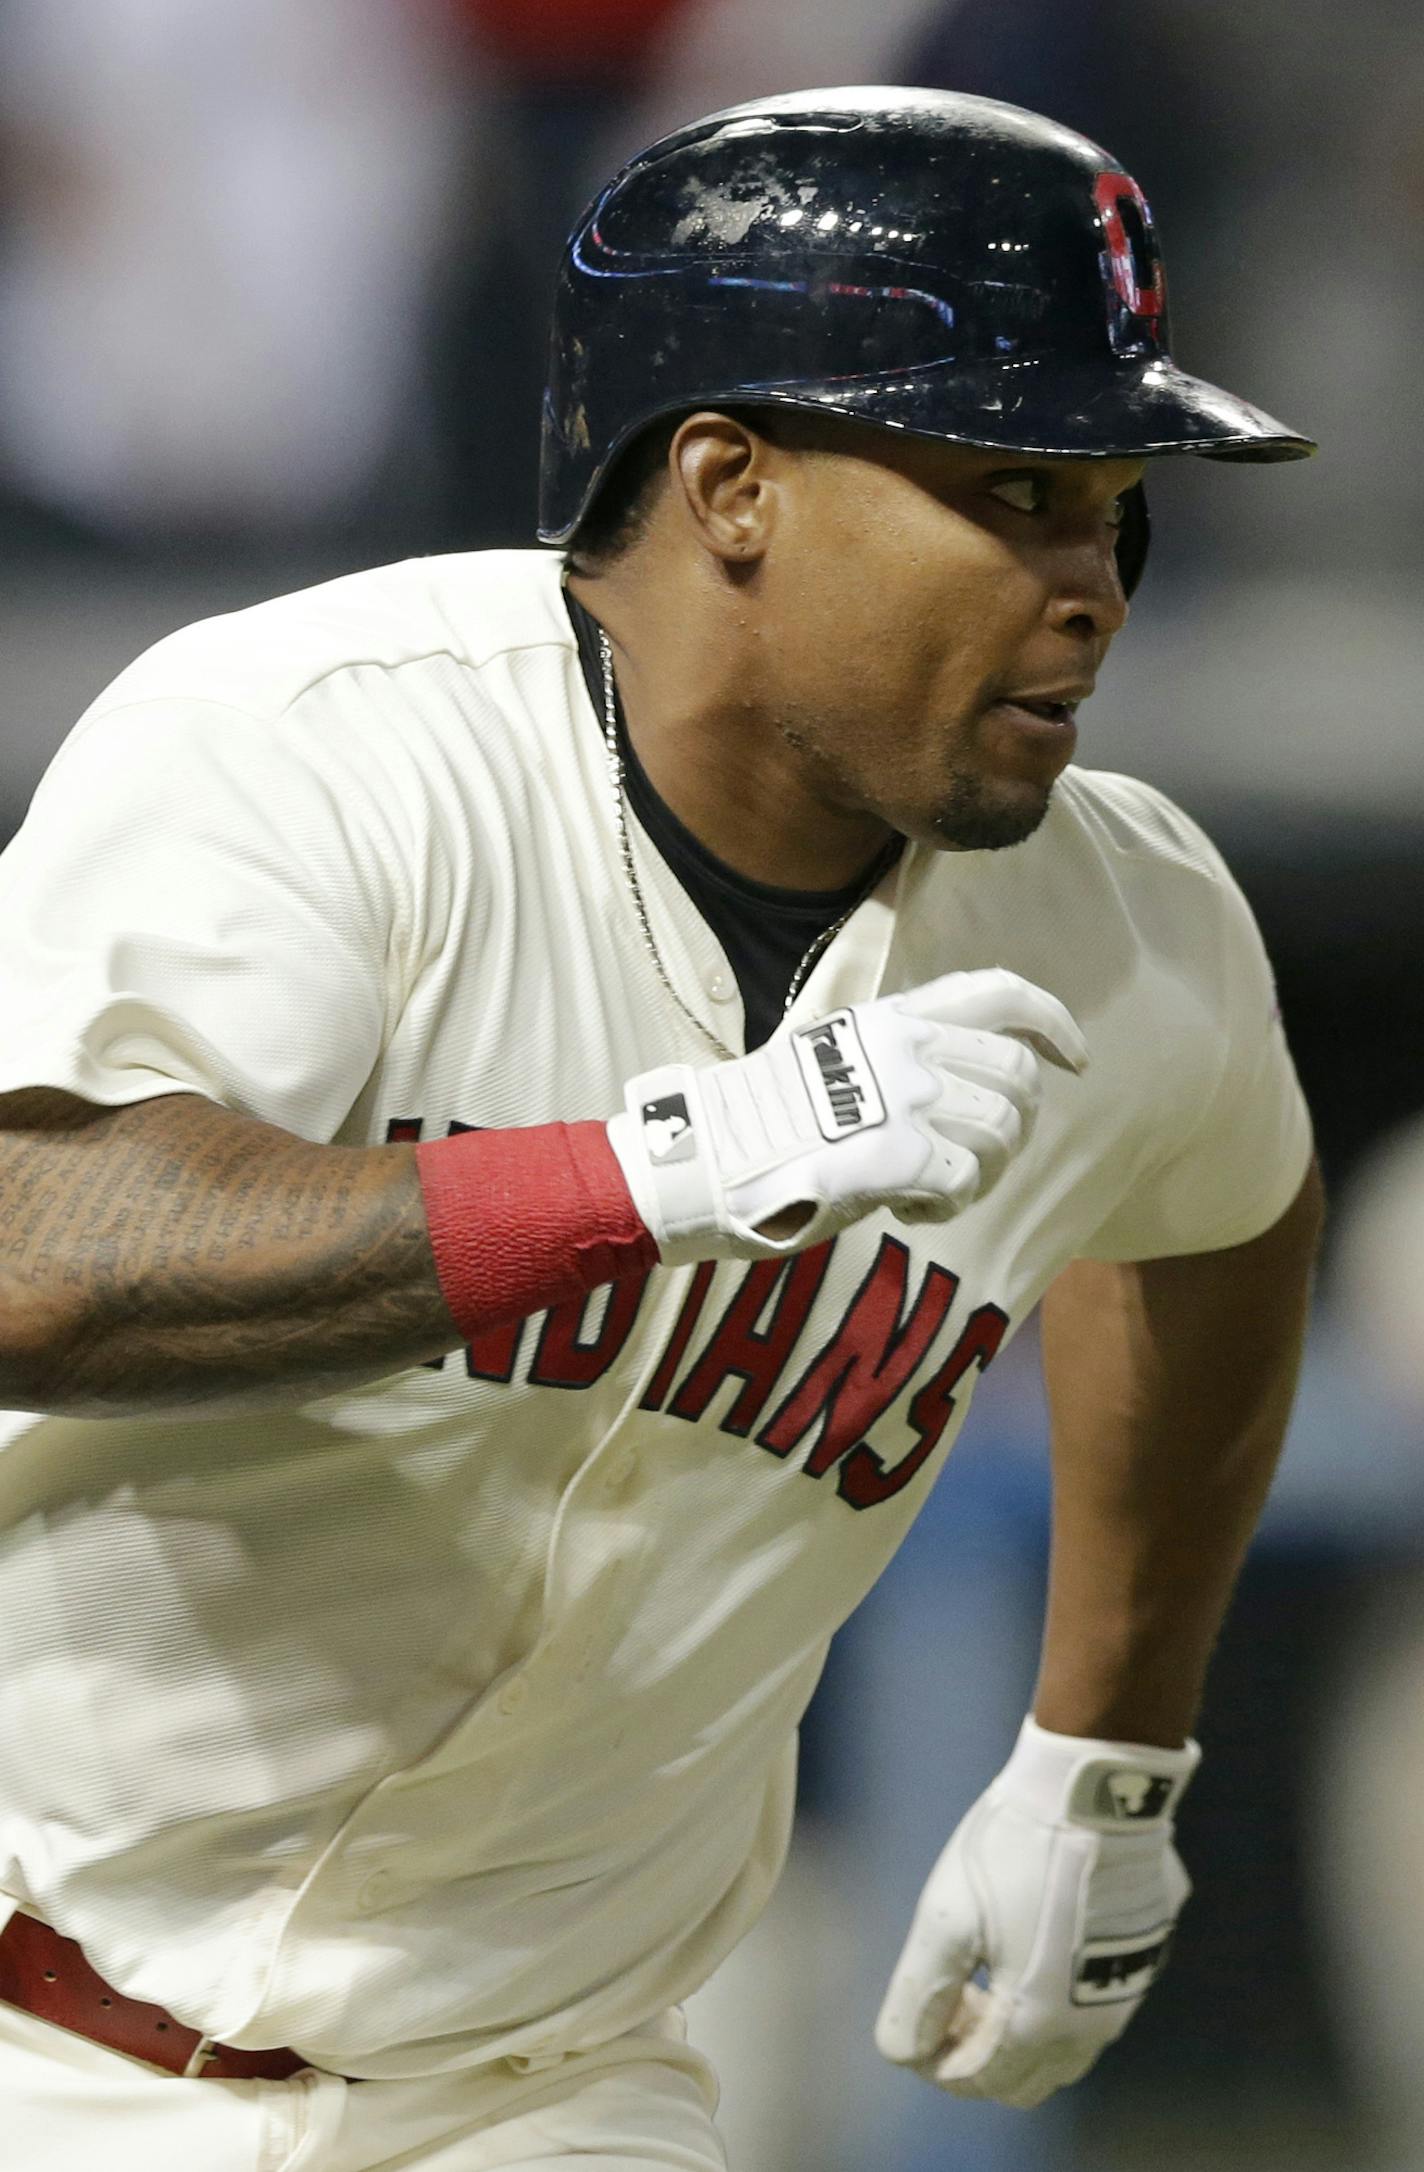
1093, 172, 1168, 355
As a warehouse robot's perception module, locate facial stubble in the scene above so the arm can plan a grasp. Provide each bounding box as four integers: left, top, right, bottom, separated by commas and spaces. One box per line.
929, 766, 1057, 852
775, 713, 1055, 861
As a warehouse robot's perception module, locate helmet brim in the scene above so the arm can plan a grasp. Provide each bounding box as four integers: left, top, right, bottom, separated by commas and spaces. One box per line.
539, 354, 1313, 543
737, 352, 1317, 465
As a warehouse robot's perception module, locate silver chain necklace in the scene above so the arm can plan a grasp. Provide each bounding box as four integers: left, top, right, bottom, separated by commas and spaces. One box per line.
598, 628, 873, 1060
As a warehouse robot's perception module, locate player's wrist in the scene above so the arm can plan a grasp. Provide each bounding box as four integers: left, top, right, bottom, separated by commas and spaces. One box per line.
415, 1121, 658, 1343
997, 1715, 1200, 1830
606, 1064, 724, 1265
607, 1059, 821, 1265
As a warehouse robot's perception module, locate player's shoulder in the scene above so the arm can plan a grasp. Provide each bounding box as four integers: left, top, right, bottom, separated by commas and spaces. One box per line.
1049, 764, 1230, 891
83, 548, 573, 723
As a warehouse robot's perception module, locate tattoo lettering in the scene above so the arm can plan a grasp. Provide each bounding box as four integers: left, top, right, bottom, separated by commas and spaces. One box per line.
0, 1091, 457, 1415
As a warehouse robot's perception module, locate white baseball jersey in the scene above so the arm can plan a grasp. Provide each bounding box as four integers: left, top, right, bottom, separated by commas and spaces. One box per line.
0, 549, 1312, 2079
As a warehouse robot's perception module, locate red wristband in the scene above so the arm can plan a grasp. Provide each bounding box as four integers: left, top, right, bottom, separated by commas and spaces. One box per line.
414, 1121, 658, 1342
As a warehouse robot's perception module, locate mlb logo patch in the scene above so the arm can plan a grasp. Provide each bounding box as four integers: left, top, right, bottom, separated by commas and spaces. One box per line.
1100, 1771, 1174, 1822
641, 1093, 696, 1165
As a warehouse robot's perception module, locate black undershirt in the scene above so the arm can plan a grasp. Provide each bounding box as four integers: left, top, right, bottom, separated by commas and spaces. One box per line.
564, 588, 901, 1051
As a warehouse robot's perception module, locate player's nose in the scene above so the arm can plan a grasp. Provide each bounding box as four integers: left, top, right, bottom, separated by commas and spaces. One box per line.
1044, 539, 1130, 643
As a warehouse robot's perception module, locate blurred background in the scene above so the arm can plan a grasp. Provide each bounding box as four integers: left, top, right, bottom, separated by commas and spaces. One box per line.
1, 1, 1421, 2166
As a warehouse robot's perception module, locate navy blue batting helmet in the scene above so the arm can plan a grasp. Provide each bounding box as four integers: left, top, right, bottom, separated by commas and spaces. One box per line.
538, 87, 1314, 594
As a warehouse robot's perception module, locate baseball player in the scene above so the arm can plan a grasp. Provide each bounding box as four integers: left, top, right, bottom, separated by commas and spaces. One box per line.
0, 89, 1321, 2172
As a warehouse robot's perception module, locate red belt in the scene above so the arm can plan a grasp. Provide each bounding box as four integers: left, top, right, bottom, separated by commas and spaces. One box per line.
0, 1908, 312, 2081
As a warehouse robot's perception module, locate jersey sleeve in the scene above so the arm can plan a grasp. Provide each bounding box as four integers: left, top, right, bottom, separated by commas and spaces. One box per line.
0, 696, 402, 1138
1080, 821, 1314, 1262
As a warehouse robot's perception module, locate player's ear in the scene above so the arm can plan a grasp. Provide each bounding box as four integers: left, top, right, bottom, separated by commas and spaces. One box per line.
668, 411, 777, 565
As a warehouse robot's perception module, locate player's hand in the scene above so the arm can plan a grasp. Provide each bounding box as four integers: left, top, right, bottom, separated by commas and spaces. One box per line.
874, 1718, 1199, 2109
606, 967, 1088, 1266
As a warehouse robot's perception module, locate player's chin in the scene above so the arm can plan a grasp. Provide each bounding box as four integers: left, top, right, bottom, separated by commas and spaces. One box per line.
926, 769, 1058, 852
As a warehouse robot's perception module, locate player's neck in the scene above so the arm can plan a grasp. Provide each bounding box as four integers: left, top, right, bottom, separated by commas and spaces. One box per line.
565, 566, 895, 892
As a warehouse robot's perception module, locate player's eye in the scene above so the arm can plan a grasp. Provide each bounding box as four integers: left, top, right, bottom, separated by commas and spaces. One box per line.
1106, 492, 1129, 529
987, 473, 1045, 513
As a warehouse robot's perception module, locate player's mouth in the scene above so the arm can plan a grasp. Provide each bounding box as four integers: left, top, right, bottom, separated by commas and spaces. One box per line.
981, 682, 1090, 752
989, 680, 1091, 725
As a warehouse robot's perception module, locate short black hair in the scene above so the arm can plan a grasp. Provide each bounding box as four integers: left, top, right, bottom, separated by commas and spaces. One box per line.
564, 412, 686, 573
564, 404, 825, 573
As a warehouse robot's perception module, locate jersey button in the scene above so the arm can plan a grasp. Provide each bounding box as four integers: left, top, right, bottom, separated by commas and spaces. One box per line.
496, 1676, 528, 1715
707, 970, 734, 1003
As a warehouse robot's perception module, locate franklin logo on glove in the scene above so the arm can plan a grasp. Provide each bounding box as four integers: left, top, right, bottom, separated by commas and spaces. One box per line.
1074, 1926, 1177, 2005
793, 1011, 887, 1140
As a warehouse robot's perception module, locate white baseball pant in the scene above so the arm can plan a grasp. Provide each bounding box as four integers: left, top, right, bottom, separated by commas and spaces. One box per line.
0, 1999, 726, 2172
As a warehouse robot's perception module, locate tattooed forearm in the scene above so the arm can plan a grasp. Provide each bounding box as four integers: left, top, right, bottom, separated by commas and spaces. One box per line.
0, 1090, 460, 1417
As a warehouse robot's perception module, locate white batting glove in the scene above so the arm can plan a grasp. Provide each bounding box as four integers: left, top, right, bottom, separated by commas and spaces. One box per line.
606, 968, 1087, 1265
875, 1718, 1200, 2110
